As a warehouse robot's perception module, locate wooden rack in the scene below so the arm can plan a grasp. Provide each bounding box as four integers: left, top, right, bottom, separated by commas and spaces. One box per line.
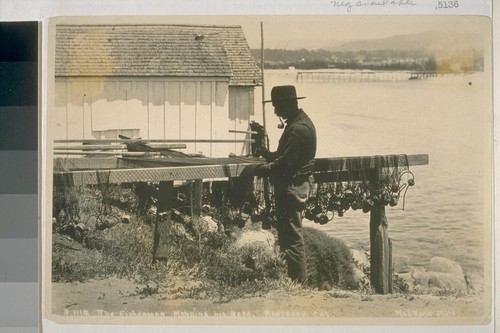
53, 153, 428, 294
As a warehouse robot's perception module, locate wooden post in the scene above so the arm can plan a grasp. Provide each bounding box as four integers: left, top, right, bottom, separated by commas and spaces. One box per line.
153, 181, 173, 263
191, 179, 203, 218
369, 204, 392, 294
369, 168, 393, 294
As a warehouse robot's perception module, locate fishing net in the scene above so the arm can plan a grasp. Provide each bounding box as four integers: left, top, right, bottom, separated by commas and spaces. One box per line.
52, 153, 416, 232
249, 121, 268, 157
200, 156, 412, 231
304, 155, 415, 226
53, 159, 81, 225
53, 158, 126, 230
198, 171, 275, 231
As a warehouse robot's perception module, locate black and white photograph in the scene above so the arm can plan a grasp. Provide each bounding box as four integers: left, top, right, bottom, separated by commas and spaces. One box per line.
44, 14, 492, 326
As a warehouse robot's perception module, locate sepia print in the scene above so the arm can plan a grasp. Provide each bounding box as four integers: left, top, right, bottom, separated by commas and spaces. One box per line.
44, 15, 492, 326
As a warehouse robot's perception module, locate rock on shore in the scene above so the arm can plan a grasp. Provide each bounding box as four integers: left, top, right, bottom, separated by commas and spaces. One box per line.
399, 256, 471, 292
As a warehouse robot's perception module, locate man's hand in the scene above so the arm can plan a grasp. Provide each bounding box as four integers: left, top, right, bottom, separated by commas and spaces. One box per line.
239, 165, 255, 178
239, 164, 269, 178
255, 146, 271, 160
254, 163, 271, 177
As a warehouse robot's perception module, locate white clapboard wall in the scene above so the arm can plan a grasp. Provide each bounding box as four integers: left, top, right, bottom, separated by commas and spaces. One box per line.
53, 77, 255, 157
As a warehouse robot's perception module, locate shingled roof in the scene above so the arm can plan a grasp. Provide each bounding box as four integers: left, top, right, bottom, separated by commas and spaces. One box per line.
55, 24, 262, 86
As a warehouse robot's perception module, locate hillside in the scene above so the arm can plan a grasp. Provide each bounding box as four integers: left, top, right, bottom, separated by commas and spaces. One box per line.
335, 31, 484, 52
251, 30, 484, 71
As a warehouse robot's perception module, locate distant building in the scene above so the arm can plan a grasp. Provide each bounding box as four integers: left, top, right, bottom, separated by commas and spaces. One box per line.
54, 24, 262, 156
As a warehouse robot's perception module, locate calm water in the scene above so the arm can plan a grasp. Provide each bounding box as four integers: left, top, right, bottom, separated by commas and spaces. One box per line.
255, 70, 492, 277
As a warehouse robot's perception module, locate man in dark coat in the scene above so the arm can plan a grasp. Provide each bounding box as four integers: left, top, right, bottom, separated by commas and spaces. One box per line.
254, 85, 317, 282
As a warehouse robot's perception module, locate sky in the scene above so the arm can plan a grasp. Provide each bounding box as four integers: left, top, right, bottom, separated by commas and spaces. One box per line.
153, 15, 490, 50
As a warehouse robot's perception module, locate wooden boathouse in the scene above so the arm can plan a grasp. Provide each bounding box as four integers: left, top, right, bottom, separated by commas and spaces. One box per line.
53, 24, 262, 157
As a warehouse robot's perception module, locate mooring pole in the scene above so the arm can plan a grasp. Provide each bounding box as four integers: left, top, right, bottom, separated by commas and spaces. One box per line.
369, 168, 393, 294
153, 180, 173, 263
261, 21, 266, 130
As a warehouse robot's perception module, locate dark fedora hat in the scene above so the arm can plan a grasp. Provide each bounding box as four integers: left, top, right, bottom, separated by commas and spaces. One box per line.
264, 85, 305, 104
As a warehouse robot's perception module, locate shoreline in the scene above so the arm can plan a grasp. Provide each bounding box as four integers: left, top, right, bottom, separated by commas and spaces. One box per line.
49, 277, 489, 325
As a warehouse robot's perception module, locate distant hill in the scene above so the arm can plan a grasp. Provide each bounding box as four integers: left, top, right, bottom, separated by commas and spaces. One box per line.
334, 31, 484, 52
250, 30, 484, 71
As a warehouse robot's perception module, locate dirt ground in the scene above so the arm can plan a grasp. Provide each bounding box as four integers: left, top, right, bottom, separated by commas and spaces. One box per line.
48, 277, 490, 326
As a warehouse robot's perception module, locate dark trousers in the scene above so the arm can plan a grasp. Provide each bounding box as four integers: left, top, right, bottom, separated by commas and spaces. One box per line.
275, 193, 307, 282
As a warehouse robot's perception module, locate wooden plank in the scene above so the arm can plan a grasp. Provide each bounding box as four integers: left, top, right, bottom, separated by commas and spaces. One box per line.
54, 80, 68, 140
53, 144, 187, 150
181, 81, 197, 153
53, 154, 429, 186
166, 81, 181, 140
313, 154, 429, 172
53, 163, 252, 186
91, 80, 118, 132
54, 154, 429, 170
197, 81, 212, 156
212, 81, 229, 157
53, 155, 237, 170
149, 80, 166, 139
67, 81, 85, 139
135, 81, 150, 137
54, 139, 255, 143
53, 157, 132, 170
53, 151, 164, 157
120, 81, 134, 128
144, 144, 187, 149
86, 81, 103, 139
54, 144, 128, 150
229, 130, 258, 135
229, 86, 252, 155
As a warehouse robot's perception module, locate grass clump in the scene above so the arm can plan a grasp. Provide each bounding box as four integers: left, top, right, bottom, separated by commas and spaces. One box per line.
52, 245, 107, 282
204, 238, 286, 286
303, 227, 357, 290
52, 219, 171, 284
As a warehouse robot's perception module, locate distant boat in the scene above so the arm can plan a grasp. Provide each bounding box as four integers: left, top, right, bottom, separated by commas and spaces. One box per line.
288, 66, 296, 70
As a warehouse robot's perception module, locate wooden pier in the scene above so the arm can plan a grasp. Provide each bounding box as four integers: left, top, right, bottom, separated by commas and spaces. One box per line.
53, 153, 428, 294
296, 71, 415, 83
296, 71, 441, 83
409, 71, 438, 80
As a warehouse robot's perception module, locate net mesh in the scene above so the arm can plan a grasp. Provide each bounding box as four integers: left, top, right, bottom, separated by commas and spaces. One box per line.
304, 155, 414, 225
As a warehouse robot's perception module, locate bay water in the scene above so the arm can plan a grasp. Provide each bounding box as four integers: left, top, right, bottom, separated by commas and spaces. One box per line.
255, 69, 492, 278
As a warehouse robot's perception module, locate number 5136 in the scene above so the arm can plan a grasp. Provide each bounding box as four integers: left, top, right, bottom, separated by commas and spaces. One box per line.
437, 1, 459, 9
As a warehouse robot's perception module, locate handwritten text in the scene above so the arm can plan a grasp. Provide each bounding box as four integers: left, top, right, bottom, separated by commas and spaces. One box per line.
330, 0, 416, 12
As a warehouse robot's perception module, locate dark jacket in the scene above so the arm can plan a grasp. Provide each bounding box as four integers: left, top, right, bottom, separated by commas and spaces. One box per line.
265, 109, 316, 186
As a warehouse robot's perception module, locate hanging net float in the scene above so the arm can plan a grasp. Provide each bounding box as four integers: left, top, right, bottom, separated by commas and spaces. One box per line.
113, 154, 417, 231
200, 155, 418, 229
302, 155, 416, 225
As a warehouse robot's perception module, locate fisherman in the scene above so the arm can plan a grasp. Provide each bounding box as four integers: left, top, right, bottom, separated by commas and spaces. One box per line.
253, 85, 317, 283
